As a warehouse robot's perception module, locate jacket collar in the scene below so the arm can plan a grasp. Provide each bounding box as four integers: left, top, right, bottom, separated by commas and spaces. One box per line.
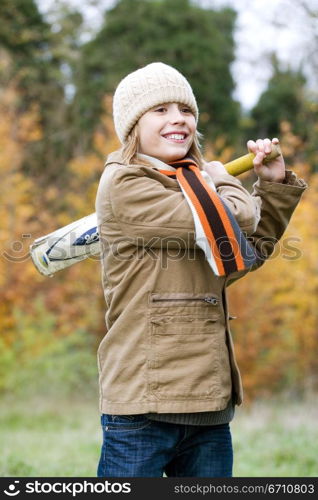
137, 153, 176, 172
105, 149, 177, 172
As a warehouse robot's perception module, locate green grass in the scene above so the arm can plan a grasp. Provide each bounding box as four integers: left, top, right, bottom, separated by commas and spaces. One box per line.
1, 395, 317, 477
232, 399, 318, 477
0, 395, 101, 477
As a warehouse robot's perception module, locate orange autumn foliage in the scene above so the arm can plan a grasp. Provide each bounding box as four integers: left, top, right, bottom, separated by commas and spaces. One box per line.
227, 167, 318, 402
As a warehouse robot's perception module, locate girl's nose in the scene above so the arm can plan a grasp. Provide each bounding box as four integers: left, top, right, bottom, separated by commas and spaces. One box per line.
168, 105, 185, 123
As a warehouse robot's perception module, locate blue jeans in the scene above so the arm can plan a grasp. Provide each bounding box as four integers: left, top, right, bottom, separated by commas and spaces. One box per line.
97, 414, 233, 477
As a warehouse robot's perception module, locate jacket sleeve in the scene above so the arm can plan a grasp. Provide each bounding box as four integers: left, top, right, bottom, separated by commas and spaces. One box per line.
108, 166, 197, 248
226, 170, 308, 286
211, 172, 260, 235
108, 166, 261, 248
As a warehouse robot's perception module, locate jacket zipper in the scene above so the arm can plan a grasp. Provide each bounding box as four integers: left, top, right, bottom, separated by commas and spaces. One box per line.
152, 297, 219, 305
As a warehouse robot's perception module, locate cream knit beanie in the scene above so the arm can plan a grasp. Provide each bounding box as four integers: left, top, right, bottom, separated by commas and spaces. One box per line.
113, 62, 199, 144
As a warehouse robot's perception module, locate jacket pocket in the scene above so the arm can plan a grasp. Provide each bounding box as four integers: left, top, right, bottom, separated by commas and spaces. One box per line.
149, 292, 220, 308
148, 294, 223, 400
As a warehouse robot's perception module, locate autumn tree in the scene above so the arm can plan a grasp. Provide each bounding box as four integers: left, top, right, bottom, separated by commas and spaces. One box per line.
0, 82, 105, 395
72, 0, 240, 151
0, 0, 83, 184
227, 136, 317, 400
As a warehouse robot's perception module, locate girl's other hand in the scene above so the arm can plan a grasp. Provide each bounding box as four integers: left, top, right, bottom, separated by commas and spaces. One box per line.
201, 160, 228, 180
247, 137, 286, 183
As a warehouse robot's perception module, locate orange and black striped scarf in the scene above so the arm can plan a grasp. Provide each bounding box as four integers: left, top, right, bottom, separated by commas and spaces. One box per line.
160, 157, 257, 277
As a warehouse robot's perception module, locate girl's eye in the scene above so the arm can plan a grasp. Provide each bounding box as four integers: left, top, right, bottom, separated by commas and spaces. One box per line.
181, 107, 192, 114
154, 107, 166, 112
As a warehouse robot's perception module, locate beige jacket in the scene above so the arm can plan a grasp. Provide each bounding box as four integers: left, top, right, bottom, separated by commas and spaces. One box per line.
95, 149, 307, 415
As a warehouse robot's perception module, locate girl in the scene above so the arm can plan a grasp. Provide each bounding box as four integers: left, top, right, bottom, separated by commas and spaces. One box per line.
95, 62, 307, 477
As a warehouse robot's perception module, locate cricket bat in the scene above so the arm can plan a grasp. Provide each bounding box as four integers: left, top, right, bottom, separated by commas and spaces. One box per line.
30, 144, 281, 277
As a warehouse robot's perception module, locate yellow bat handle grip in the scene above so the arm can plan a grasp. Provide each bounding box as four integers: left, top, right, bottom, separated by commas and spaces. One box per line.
224, 143, 282, 176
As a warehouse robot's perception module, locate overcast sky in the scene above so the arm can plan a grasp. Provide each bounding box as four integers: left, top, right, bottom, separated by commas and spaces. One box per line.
37, 0, 314, 110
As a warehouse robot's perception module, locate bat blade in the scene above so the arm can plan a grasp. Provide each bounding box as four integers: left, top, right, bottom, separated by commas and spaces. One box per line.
30, 213, 100, 276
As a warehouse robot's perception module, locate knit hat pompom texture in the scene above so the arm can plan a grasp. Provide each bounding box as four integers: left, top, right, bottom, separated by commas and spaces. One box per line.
113, 62, 199, 144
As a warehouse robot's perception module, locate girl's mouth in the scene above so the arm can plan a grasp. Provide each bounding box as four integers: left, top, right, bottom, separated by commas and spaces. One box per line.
162, 133, 188, 143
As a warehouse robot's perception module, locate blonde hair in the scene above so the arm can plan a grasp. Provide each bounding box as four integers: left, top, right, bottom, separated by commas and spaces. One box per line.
122, 125, 205, 168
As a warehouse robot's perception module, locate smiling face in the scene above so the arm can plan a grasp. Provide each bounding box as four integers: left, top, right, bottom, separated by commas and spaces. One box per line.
136, 102, 196, 163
